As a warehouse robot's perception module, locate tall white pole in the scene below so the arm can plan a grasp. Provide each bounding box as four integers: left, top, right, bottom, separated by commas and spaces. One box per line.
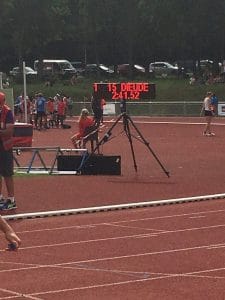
0, 72, 3, 89
23, 62, 28, 123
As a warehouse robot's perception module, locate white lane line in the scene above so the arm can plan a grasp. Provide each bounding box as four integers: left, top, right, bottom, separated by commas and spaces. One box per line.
103, 223, 164, 232
122, 121, 225, 126
28, 275, 173, 296
0, 223, 225, 255
1, 241, 225, 274
207, 243, 225, 250
109, 208, 225, 225
0, 287, 43, 300
12, 208, 225, 235
57, 263, 151, 279
26, 266, 225, 297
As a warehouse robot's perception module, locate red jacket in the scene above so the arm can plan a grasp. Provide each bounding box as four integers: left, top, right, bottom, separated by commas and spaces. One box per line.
58, 101, 66, 116
79, 116, 94, 136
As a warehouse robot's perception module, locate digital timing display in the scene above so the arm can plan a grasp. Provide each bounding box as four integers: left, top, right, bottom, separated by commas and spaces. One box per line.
93, 82, 156, 100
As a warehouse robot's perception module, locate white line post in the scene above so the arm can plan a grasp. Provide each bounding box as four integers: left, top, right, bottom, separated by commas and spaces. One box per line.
23, 61, 28, 123
0, 72, 3, 89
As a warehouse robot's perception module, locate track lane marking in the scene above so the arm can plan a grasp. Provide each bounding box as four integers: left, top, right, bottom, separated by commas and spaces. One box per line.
24, 267, 225, 297
0, 287, 43, 300
103, 223, 164, 232
2, 223, 224, 252
1, 242, 225, 273
10, 207, 225, 235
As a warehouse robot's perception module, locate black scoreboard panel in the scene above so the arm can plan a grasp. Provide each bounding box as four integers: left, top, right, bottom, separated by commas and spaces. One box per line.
93, 82, 156, 100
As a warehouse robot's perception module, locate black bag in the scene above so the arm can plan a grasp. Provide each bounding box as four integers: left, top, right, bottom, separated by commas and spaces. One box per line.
62, 124, 71, 129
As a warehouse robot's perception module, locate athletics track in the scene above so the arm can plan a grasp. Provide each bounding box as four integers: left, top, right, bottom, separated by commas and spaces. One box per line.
0, 116, 225, 299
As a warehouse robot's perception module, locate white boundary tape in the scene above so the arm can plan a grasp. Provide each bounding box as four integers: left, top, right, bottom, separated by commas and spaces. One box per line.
3, 193, 225, 221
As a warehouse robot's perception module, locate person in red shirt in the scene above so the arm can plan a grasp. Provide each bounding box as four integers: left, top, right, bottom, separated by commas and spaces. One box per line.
47, 97, 55, 127
71, 108, 95, 148
57, 98, 66, 128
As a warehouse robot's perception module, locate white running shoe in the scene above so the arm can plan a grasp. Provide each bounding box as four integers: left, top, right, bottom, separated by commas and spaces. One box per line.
203, 132, 212, 137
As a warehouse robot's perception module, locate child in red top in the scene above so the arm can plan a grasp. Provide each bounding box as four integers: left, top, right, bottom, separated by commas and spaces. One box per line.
47, 98, 55, 127
47, 98, 54, 114
57, 98, 66, 128
71, 108, 94, 148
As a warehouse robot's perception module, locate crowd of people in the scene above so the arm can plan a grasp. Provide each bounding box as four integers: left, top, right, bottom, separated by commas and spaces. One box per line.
14, 93, 73, 130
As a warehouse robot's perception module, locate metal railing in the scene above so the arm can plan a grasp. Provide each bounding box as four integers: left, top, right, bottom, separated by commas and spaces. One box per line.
73, 101, 202, 116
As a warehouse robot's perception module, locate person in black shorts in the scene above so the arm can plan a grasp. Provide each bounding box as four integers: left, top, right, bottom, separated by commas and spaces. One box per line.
200, 91, 215, 136
0, 92, 17, 210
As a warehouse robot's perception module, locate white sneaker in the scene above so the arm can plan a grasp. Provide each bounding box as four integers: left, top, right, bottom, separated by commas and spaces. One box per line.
203, 132, 211, 137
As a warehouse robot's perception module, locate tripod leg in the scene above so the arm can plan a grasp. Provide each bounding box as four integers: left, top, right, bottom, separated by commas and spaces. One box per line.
127, 115, 170, 178
124, 115, 138, 172
91, 113, 124, 154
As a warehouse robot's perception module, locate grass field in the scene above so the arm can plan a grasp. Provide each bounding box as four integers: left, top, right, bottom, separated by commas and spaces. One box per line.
10, 76, 225, 116
11, 76, 225, 101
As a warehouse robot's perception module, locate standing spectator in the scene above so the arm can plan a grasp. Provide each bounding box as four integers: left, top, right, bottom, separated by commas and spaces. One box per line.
57, 98, 66, 128
100, 98, 106, 124
14, 94, 22, 121
91, 95, 102, 127
67, 96, 73, 116
30, 96, 38, 126
47, 97, 55, 127
36, 93, 47, 130
189, 76, 196, 85
32, 94, 38, 129
63, 95, 68, 118
20, 95, 32, 124
200, 91, 215, 136
70, 74, 77, 85
14, 94, 23, 122
211, 93, 218, 116
0, 92, 17, 210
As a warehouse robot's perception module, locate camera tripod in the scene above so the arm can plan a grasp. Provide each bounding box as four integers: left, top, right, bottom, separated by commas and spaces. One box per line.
90, 112, 170, 178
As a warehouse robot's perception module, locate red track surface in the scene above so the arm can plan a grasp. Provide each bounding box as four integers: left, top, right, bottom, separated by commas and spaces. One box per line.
1, 200, 225, 299
0, 116, 225, 299
3, 116, 225, 213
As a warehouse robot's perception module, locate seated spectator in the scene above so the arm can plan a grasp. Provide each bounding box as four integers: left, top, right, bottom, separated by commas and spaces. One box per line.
70, 108, 95, 148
